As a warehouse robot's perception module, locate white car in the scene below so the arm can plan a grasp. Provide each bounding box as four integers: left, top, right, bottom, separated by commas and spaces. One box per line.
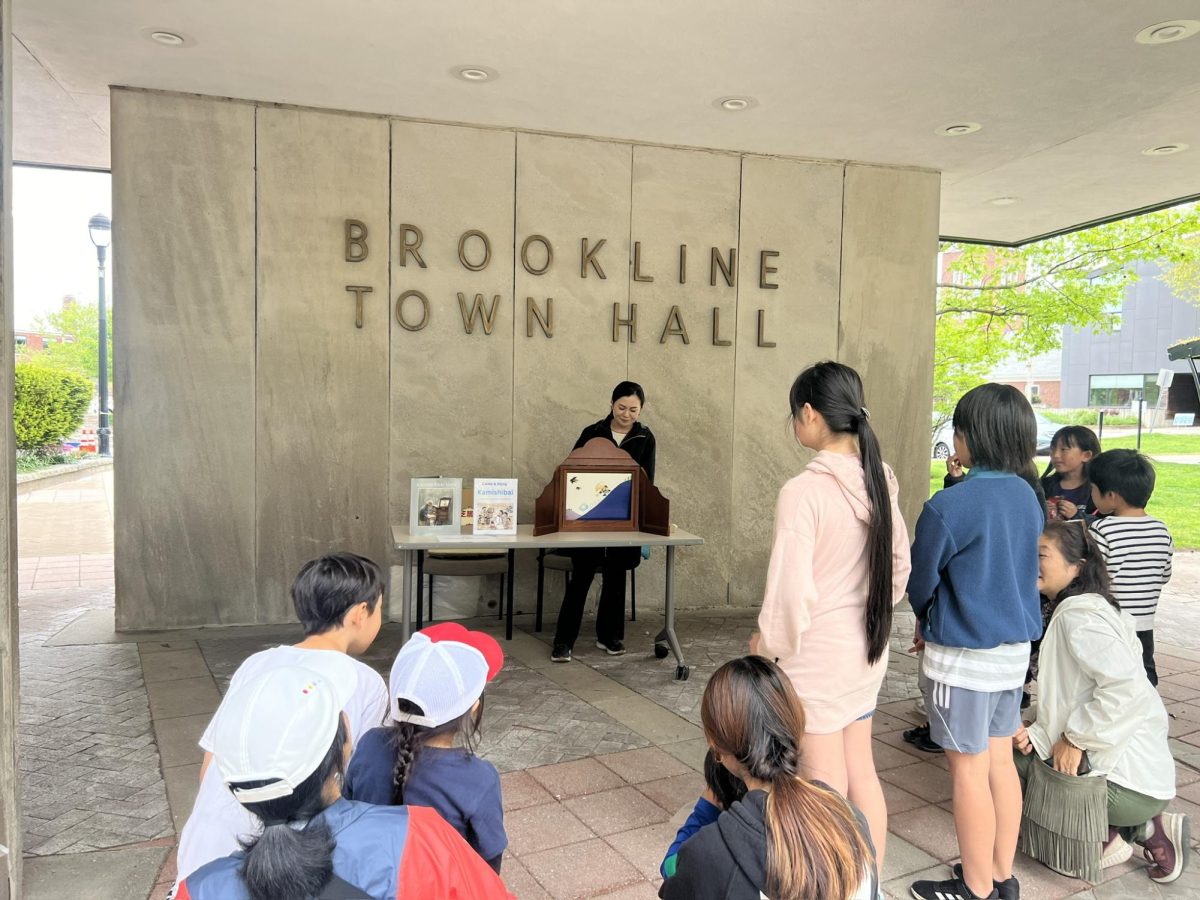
932, 412, 1058, 459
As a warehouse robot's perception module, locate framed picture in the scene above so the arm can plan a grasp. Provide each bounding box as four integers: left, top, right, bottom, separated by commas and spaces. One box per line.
409, 477, 463, 535
562, 471, 634, 526
473, 478, 518, 535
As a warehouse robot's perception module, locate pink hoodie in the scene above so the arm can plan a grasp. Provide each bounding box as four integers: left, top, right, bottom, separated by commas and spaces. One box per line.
757, 450, 911, 734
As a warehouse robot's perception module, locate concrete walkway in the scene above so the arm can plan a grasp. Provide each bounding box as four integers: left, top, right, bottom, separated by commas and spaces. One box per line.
17, 468, 1200, 898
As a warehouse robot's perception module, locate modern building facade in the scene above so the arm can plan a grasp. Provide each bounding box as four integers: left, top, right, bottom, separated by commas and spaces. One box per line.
1061, 262, 1200, 415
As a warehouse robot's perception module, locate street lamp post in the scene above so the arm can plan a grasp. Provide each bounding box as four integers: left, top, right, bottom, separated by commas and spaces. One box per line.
88, 214, 112, 457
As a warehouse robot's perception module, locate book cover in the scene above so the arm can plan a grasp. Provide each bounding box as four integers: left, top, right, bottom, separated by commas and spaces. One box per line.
473, 478, 518, 535
409, 477, 463, 535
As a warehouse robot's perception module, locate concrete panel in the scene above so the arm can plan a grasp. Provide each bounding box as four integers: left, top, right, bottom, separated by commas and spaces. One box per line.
257, 107, 390, 619
1, 2, 19, 891
838, 165, 941, 529
512, 133, 632, 518
628, 146, 741, 608
729, 157, 844, 607
111, 90, 256, 628
389, 122, 516, 531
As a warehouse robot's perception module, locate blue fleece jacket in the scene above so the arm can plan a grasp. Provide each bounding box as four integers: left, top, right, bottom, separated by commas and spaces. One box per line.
907, 469, 1043, 649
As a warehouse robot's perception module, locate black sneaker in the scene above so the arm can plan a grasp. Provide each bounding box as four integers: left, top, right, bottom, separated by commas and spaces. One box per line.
902, 723, 944, 754
596, 639, 626, 656
910, 874, 998, 900
550, 644, 572, 663
953, 863, 1019, 900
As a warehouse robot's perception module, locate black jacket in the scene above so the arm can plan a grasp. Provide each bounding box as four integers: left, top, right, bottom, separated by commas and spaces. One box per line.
659, 789, 877, 900
573, 416, 656, 483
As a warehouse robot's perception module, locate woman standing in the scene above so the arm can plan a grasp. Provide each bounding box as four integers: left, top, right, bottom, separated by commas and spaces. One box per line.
551, 381, 655, 663
751, 361, 910, 870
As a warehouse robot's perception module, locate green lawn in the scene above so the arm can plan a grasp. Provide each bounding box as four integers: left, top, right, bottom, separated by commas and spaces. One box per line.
927, 459, 1200, 549
1101, 433, 1200, 455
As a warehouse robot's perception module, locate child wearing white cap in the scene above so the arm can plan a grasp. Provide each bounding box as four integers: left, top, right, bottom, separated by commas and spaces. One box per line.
174, 664, 514, 900
344, 622, 508, 872
175, 553, 390, 886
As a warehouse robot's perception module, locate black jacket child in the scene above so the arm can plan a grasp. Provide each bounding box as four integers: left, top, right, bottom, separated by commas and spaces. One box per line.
573, 415, 656, 483
659, 789, 878, 900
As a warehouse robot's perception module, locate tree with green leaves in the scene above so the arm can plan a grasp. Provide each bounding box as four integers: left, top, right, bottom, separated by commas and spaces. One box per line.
22, 300, 112, 384
935, 202, 1200, 422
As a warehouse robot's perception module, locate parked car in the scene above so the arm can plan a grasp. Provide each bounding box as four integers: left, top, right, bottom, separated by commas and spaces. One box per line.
932, 412, 1058, 460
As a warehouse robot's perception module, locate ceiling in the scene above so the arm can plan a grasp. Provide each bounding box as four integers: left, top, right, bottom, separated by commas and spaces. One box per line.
13, 0, 1200, 244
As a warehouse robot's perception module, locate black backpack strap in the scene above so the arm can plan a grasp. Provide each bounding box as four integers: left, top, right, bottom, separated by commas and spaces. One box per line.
318, 874, 373, 899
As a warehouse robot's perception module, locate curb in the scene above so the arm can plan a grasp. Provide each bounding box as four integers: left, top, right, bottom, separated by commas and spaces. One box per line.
16, 456, 113, 486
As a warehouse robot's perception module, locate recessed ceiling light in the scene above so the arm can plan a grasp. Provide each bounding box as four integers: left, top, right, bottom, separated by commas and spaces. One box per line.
936, 122, 982, 137
988, 197, 1019, 206
713, 96, 758, 112
1135, 20, 1200, 44
149, 31, 186, 46
1142, 143, 1189, 156
453, 66, 498, 82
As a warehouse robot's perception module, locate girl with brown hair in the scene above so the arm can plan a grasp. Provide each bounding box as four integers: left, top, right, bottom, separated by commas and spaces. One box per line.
659, 656, 878, 900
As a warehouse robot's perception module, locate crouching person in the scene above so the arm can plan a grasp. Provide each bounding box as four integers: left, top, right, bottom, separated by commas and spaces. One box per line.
1014, 521, 1186, 885
175, 664, 513, 900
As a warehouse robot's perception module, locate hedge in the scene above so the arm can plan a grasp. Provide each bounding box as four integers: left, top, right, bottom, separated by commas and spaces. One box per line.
13, 363, 93, 453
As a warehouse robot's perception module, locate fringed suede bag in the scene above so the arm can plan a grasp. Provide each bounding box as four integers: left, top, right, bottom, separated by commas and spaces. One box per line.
1018, 757, 1108, 882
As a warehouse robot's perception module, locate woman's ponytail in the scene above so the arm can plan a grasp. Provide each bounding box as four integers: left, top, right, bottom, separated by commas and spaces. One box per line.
702, 657, 873, 900
766, 775, 873, 899
790, 362, 894, 665
855, 416, 894, 665
234, 717, 347, 900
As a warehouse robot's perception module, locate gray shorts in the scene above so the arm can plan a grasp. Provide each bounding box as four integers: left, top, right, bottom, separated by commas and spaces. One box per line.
925, 679, 1022, 755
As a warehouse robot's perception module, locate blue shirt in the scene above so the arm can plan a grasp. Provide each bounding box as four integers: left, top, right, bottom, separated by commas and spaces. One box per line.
344, 727, 507, 863
907, 469, 1043, 649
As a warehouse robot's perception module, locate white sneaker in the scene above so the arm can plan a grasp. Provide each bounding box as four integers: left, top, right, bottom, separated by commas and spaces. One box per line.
1101, 833, 1133, 867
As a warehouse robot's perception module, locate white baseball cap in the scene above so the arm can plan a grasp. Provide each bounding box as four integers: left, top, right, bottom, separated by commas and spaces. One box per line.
389, 623, 504, 728
210, 657, 358, 803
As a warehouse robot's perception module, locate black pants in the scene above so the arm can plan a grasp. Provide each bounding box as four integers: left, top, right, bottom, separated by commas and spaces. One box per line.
1137, 630, 1159, 687
552, 548, 637, 648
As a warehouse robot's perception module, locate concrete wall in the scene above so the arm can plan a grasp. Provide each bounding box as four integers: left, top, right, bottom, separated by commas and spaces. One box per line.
112, 89, 939, 629
1, 0, 20, 892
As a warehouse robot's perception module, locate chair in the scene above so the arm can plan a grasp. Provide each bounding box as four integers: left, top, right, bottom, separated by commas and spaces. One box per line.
534, 549, 636, 632
416, 550, 508, 629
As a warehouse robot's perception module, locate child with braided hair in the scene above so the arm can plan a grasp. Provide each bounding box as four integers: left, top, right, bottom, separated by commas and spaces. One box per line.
343, 623, 507, 873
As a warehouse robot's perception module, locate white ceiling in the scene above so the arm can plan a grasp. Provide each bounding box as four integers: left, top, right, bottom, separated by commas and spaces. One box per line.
13, 0, 1200, 244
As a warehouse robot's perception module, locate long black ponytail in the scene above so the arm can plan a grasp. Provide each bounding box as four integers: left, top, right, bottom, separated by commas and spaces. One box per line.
790, 361, 894, 665
230, 716, 348, 900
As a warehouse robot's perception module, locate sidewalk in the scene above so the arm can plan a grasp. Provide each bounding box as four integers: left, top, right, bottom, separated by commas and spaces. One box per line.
18, 468, 1200, 898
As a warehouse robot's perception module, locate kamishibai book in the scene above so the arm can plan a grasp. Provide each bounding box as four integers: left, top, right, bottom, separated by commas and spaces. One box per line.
410, 477, 462, 535
473, 478, 517, 535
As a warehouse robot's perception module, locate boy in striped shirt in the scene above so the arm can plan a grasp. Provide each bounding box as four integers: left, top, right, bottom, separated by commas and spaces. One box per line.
1089, 449, 1174, 686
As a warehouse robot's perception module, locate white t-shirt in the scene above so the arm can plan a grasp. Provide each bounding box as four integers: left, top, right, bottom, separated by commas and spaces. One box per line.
611, 429, 627, 445
922, 641, 1030, 692
174, 646, 388, 883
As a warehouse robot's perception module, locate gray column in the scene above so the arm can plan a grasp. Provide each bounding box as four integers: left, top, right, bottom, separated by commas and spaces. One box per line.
0, 0, 21, 892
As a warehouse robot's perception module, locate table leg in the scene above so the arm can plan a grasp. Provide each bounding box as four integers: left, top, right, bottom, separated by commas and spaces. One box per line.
660, 545, 688, 680
416, 550, 425, 630
401, 549, 413, 641
506, 549, 516, 640
535, 550, 545, 633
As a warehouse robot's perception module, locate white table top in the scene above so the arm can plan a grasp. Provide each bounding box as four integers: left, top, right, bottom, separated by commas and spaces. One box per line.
392, 523, 703, 551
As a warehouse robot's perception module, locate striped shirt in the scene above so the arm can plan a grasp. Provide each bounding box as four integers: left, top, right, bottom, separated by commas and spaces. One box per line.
923, 641, 1031, 692
1089, 515, 1173, 631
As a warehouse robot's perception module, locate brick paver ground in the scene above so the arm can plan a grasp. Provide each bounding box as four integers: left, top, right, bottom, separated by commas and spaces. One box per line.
17, 467, 1200, 898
